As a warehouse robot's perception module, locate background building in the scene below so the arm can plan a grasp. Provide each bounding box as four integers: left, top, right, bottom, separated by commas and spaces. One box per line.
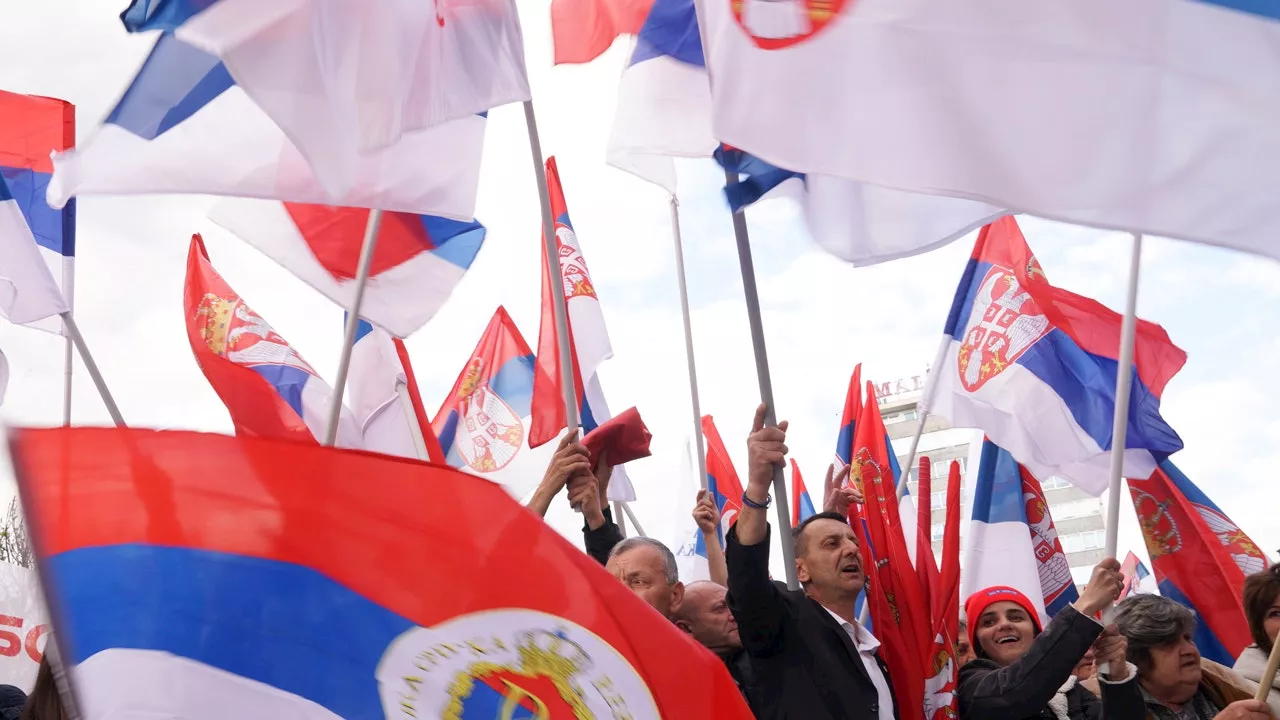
876, 374, 1104, 587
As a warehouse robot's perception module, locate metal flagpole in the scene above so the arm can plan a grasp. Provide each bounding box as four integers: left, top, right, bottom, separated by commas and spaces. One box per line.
894, 336, 951, 499
1103, 233, 1143, 559
670, 195, 708, 490
59, 312, 124, 427
524, 101, 580, 432
621, 502, 648, 537
723, 165, 798, 590
61, 258, 74, 426
323, 209, 384, 446
395, 382, 430, 460
614, 501, 628, 538
525, 100, 586, 513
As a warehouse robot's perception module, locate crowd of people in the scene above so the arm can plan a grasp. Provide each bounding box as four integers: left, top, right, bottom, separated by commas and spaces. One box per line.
529, 404, 1280, 720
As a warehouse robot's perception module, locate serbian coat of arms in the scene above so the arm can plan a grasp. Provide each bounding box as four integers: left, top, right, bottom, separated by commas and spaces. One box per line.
956, 267, 1051, 392
454, 357, 524, 473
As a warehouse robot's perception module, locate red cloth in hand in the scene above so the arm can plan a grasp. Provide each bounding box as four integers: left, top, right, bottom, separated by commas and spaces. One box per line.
582, 407, 652, 467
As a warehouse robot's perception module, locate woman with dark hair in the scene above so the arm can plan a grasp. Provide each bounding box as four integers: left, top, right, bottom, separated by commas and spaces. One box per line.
1114, 594, 1266, 720
958, 559, 1145, 720
20, 658, 65, 720
1234, 564, 1280, 717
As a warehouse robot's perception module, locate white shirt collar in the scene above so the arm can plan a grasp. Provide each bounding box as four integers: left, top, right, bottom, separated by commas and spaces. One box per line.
821, 604, 881, 653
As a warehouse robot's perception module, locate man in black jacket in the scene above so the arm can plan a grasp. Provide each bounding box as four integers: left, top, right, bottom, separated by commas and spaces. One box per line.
726, 404, 898, 720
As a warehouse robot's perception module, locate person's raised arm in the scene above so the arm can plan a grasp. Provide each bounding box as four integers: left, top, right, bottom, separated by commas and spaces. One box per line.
527, 431, 590, 518
726, 404, 791, 656
569, 454, 622, 565
822, 462, 860, 519
735, 403, 787, 547
693, 489, 728, 587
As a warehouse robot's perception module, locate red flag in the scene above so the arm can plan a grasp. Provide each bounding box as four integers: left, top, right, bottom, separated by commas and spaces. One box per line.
915, 456, 941, 598
1128, 460, 1270, 664
529, 157, 586, 448
925, 460, 963, 720
552, 0, 654, 64
184, 235, 355, 446
13, 427, 755, 718
853, 380, 930, 720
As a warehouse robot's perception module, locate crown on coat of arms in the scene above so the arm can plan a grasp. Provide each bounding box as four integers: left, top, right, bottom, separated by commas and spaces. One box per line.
194, 294, 236, 357
458, 357, 486, 398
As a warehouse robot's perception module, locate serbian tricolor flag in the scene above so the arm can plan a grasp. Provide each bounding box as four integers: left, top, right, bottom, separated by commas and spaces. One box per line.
184, 235, 362, 448
11, 427, 754, 719
347, 319, 444, 463
552, 0, 654, 64
963, 438, 1080, 624
433, 307, 549, 500
1128, 459, 1272, 665
49, 33, 487, 219
925, 216, 1186, 495
209, 201, 485, 337
790, 459, 815, 526
0, 90, 74, 335
1118, 551, 1155, 601
695, 415, 744, 559
530, 157, 635, 501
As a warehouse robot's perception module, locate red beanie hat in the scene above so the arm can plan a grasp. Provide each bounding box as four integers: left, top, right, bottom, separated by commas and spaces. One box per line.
964, 586, 1042, 652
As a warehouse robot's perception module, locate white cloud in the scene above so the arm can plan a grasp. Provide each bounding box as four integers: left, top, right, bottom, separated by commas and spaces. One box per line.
1, 0, 1277, 589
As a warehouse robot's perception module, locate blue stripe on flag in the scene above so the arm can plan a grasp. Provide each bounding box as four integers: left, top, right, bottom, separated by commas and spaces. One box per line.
489, 355, 536, 418
631, 0, 705, 68
350, 317, 374, 345
419, 215, 486, 270
1156, 578, 1235, 665
120, 0, 221, 32
0, 174, 11, 202
106, 33, 234, 141
248, 364, 311, 418
50, 544, 408, 719
0, 168, 74, 256
1193, 0, 1280, 20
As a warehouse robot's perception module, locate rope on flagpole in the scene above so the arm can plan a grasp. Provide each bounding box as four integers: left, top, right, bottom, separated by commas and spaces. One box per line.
670, 195, 708, 490
724, 165, 798, 591
1103, 233, 1143, 559
323, 209, 383, 446
60, 313, 124, 427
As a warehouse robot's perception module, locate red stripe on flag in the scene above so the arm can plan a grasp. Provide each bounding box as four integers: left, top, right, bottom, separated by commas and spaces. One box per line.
0, 90, 74, 173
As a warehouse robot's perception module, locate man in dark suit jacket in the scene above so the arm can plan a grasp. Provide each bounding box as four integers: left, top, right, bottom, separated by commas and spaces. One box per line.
726, 404, 899, 720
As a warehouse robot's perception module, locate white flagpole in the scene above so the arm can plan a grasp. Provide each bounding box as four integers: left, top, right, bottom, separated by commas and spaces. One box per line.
61, 257, 74, 426
523, 101, 579, 431
614, 500, 628, 538
1103, 233, 1143, 559
621, 502, 648, 537
395, 381, 430, 460
670, 195, 708, 490
723, 165, 798, 590
59, 312, 123, 427
323, 210, 383, 446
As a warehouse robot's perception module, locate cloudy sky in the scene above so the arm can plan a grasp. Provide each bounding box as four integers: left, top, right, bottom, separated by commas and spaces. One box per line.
1, 1, 1277, 580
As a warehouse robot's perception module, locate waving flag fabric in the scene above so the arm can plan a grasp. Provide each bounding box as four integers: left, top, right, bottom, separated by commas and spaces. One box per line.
49, 33, 487, 218
0, 91, 74, 335
1129, 459, 1271, 665
209, 200, 485, 337
925, 217, 1186, 495
790, 459, 815, 526
852, 379, 931, 720
12, 427, 754, 720
183, 235, 362, 448
530, 158, 635, 501
347, 320, 443, 462
118, 0, 530, 194
696, 0, 1280, 260
695, 415, 744, 559
0, 174, 67, 329
963, 439, 1080, 624
607, 0, 714, 192
433, 307, 548, 500
553, 0, 654, 63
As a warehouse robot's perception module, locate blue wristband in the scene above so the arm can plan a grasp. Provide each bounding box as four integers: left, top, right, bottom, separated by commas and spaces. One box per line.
742, 492, 771, 510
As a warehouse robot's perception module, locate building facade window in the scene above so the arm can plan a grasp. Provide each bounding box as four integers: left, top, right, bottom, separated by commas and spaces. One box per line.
1059, 529, 1105, 554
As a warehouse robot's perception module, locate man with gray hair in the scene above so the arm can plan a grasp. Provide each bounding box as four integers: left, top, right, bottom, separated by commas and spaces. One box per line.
1114, 594, 1268, 720
606, 537, 685, 619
